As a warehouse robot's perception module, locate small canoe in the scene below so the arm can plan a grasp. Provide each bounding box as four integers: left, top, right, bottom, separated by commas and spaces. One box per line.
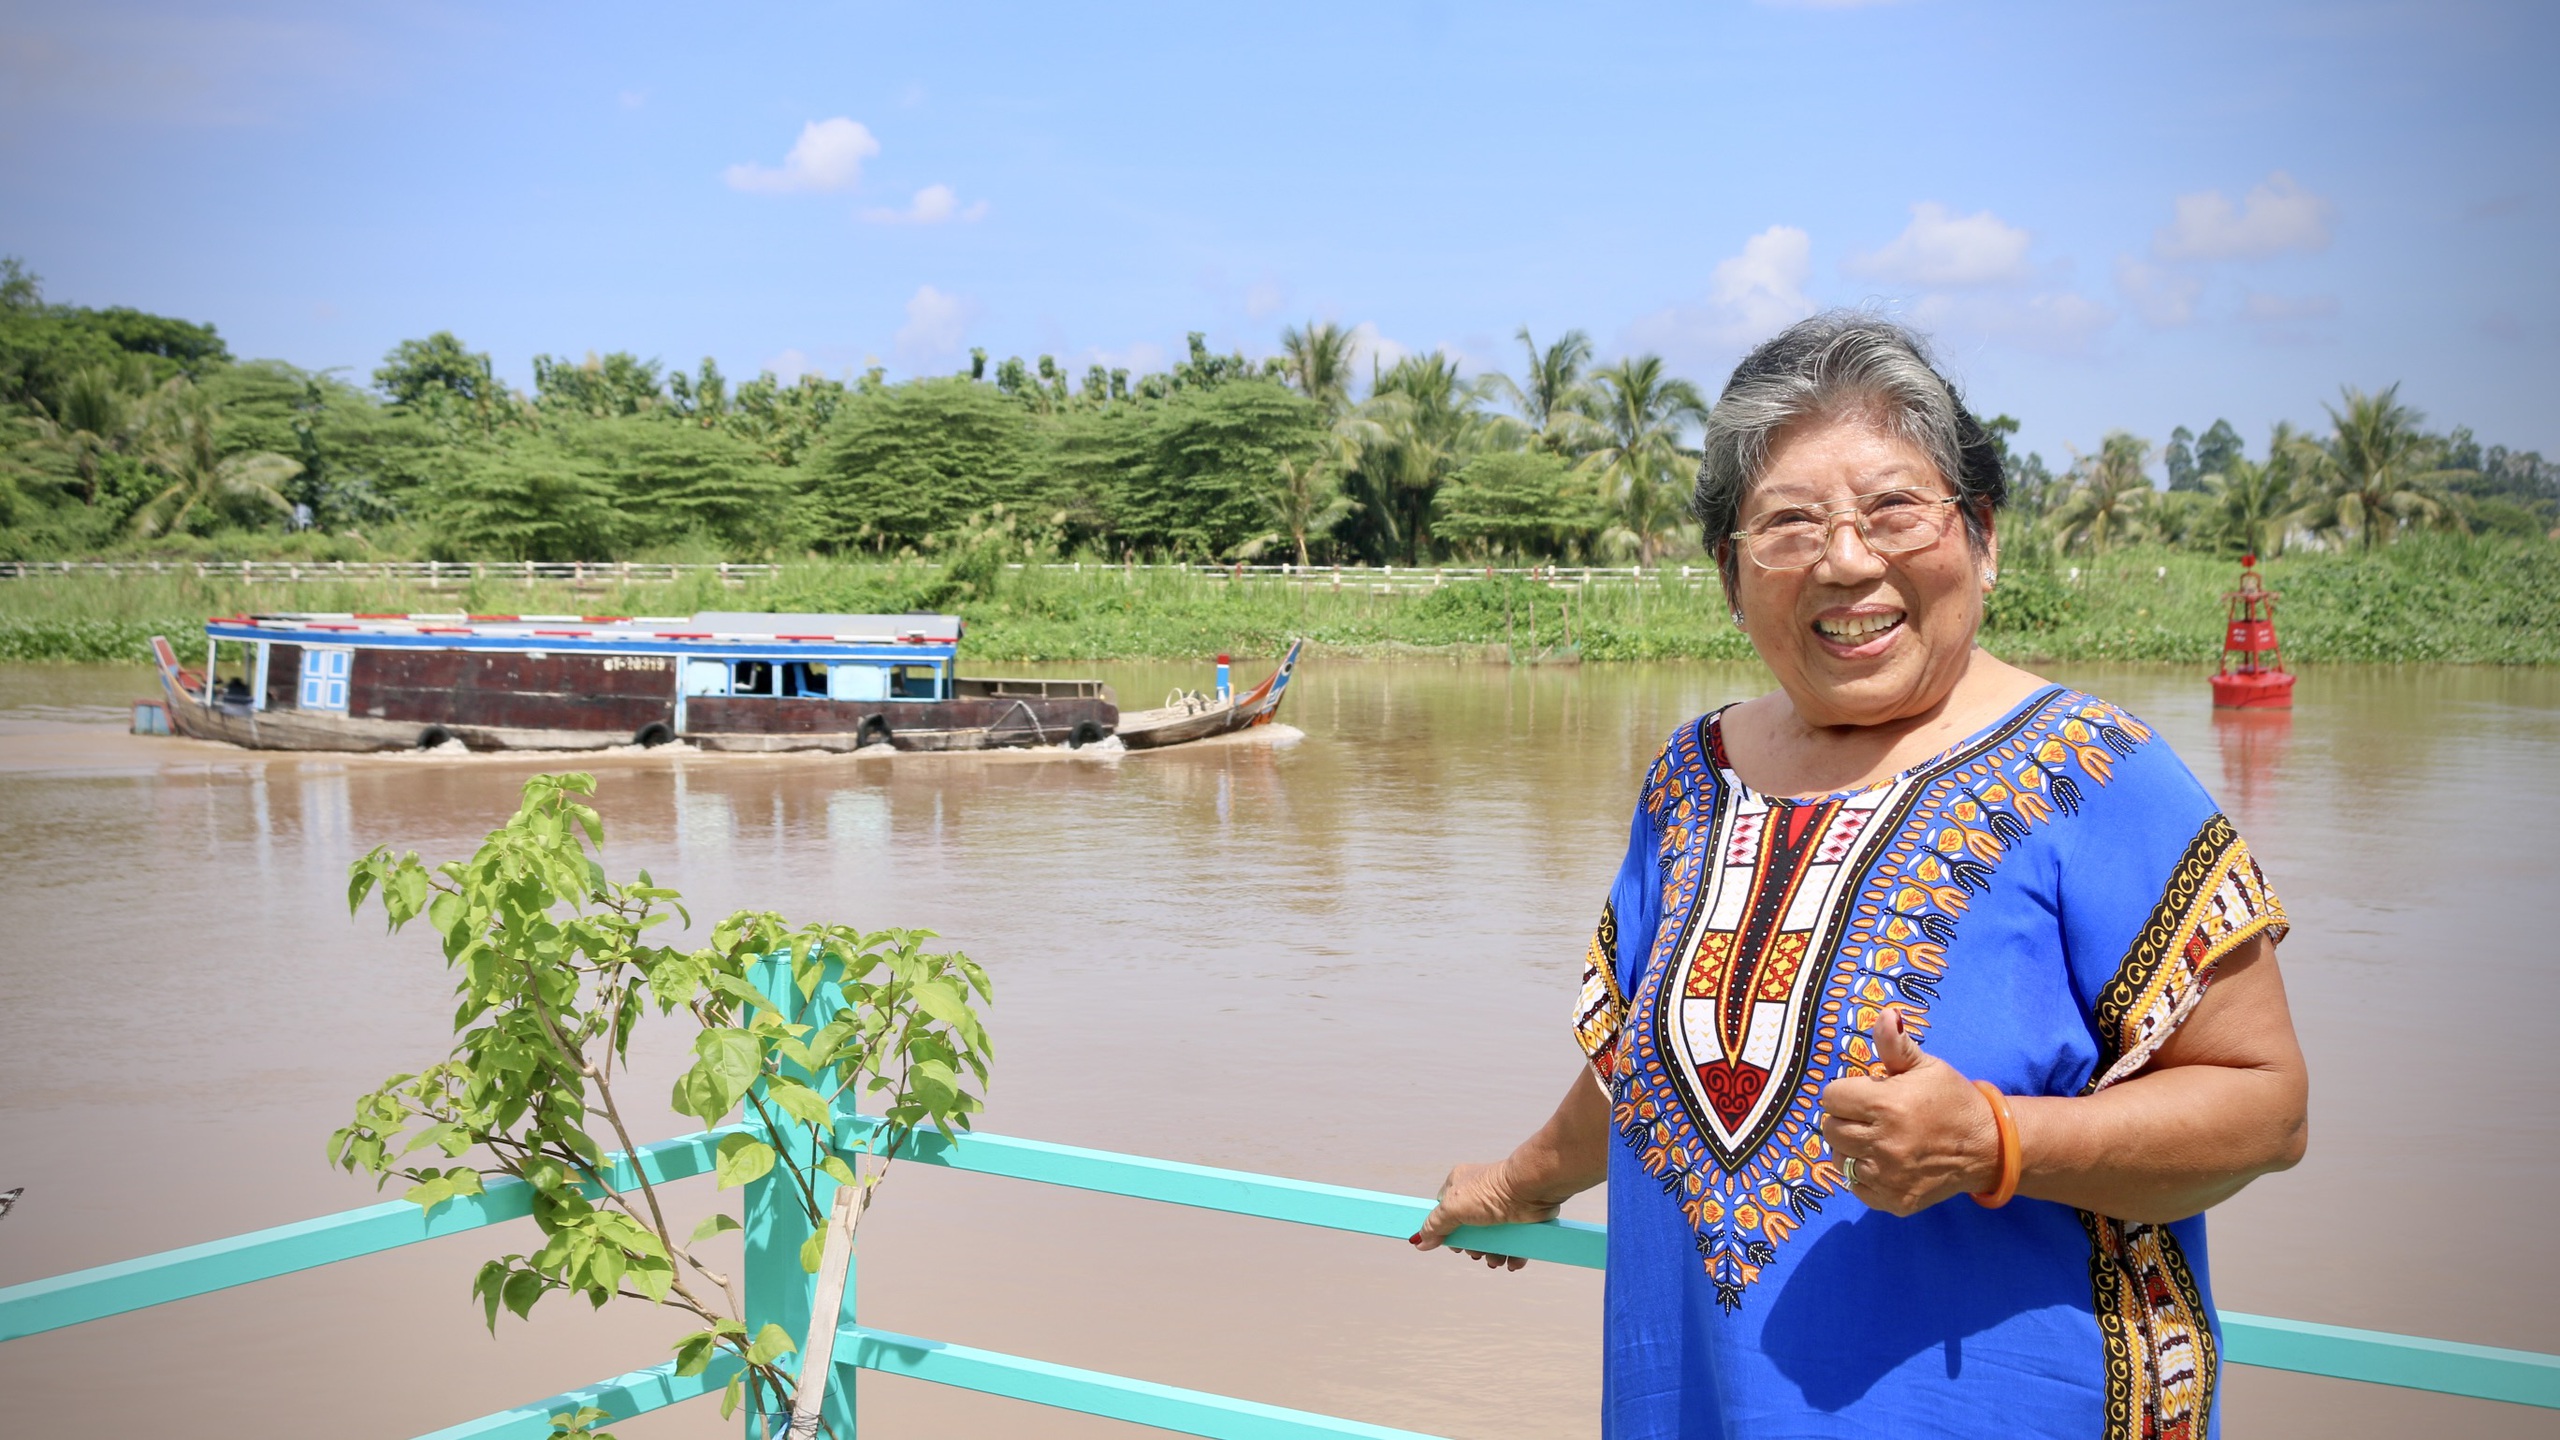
1114, 640, 1304, 750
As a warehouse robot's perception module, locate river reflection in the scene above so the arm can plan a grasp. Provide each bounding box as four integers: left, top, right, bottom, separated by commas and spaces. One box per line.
0, 658, 2553, 1438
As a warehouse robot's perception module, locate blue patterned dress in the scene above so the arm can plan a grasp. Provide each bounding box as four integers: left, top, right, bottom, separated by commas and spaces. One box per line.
1573, 687, 2287, 1439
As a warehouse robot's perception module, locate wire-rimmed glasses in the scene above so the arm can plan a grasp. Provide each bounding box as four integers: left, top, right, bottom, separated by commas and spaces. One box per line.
1730, 489, 1963, 571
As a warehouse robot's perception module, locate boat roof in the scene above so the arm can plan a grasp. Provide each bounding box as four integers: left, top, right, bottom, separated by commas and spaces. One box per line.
201, 610, 965, 659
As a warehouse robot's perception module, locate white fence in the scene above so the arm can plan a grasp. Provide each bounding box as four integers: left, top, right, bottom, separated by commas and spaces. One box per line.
0, 558, 1718, 591
0, 560, 782, 585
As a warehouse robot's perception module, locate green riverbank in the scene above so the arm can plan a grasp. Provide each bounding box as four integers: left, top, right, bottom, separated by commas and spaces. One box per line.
3, 536, 2553, 667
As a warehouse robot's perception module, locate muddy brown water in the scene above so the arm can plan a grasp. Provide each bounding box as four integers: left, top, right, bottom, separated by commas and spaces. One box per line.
0, 658, 2553, 1438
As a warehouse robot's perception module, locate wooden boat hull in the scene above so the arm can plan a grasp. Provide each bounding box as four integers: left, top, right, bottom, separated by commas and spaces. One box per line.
1114, 640, 1304, 750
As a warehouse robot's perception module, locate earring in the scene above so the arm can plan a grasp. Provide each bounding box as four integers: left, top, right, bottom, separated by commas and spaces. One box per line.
1982, 568, 1997, 588
1730, 608, 1748, 629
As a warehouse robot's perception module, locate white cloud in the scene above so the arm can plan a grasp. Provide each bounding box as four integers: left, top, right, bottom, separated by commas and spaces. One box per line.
1912, 290, 2115, 356
1346, 321, 1410, 380
1080, 341, 1169, 377
725, 118, 879, 195
2241, 291, 2339, 324
893, 285, 975, 370
861, 183, 988, 225
1709, 226, 1816, 336
1846, 203, 2033, 288
2152, 172, 2333, 261
2114, 257, 2203, 328
1622, 225, 1816, 361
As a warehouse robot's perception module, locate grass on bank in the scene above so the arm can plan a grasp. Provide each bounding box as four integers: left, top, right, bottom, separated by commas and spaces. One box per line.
2, 536, 2554, 667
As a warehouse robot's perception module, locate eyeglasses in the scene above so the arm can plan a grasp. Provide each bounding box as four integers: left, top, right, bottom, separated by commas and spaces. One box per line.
1730, 489, 1963, 570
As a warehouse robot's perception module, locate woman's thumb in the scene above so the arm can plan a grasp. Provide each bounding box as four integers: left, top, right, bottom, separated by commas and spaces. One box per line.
1874, 1004, 1924, 1075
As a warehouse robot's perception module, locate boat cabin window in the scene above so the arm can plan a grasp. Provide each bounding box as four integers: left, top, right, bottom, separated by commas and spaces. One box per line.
731, 659, 777, 697
891, 664, 942, 699
781, 662, 831, 698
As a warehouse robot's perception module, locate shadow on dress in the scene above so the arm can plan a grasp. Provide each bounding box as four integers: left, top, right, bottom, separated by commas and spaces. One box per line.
1758, 1204, 2091, 1411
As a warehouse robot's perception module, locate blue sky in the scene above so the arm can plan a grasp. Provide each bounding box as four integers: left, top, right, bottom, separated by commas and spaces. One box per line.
5, 0, 2555, 464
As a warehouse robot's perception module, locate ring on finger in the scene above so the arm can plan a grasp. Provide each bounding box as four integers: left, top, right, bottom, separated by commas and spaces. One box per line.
1842, 1155, 1863, 1187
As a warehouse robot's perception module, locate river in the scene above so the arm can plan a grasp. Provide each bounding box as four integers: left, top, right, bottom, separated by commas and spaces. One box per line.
0, 657, 2553, 1438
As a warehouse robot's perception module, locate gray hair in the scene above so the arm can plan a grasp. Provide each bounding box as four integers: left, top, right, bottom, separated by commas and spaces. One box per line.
1692, 312, 2005, 586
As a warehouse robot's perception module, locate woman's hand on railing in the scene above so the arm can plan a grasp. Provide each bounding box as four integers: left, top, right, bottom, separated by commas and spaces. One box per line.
1412, 1067, 1612, 1272
1412, 1160, 1559, 1271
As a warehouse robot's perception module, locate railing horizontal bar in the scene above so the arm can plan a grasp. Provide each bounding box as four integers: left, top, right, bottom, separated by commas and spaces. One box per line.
415, 1354, 742, 1440
841, 1117, 1607, 1269
842, 1323, 1449, 1439
2221, 1312, 2560, 1408
0, 1128, 734, 1341
15, 1118, 2560, 1414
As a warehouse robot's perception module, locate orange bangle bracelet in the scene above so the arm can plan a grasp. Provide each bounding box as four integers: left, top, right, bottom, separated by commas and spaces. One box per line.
1970, 1080, 2021, 1208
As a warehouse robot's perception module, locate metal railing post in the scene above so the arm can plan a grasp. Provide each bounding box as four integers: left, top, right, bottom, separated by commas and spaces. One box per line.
740, 954, 854, 1438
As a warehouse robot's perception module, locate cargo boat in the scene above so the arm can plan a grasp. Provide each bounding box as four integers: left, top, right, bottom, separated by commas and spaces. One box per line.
147, 611, 1121, 753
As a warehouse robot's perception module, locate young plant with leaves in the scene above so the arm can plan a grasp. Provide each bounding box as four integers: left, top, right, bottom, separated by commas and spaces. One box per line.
330, 772, 992, 1436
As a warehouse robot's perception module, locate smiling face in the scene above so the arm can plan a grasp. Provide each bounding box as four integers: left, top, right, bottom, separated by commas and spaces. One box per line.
1727, 413, 1996, 731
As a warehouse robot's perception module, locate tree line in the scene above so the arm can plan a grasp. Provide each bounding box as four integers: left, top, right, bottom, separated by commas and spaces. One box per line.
2, 256, 2552, 566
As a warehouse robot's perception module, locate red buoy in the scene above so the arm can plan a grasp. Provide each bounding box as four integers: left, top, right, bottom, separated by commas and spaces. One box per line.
2209, 556, 2295, 709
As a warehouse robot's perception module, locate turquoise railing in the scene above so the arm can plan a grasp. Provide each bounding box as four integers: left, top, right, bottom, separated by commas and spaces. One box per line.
5, 1113, 2557, 1436
7, 952, 2555, 1436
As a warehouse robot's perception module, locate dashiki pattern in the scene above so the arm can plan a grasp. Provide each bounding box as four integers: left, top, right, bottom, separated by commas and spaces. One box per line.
1577, 687, 2285, 1440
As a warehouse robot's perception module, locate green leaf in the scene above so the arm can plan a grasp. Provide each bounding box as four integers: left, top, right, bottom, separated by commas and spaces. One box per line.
428, 888, 468, 938
713, 1134, 777, 1190
745, 1322, 797, 1367
689, 1213, 742, 1243
763, 1075, 833, 1128
473, 1259, 509, 1332
673, 1329, 719, 1378
627, 1253, 674, 1304
910, 976, 972, 1030
502, 1267, 546, 1321
720, 1376, 743, 1420
818, 1154, 857, 1187
671, 1065, 737, 1125
800, 1228, 827, 1274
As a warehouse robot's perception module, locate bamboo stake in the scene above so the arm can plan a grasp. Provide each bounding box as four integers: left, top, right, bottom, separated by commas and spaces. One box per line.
785, 1183, 860, 1438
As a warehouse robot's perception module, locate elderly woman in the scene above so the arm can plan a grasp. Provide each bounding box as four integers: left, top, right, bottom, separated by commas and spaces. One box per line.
1417, 314, 2308, 1438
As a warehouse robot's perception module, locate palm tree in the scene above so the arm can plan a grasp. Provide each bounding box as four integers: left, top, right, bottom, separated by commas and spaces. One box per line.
29, 358, 152, 505
2300, 384, 2459, 549
1345, 353, 1508, 563
1583, 355, 1708, 563
128, 383, 302, 538
2193, 422, 2313, 557
1242, 451, 1360, 566
2049, 431, 2157, 554
1277, 321, 1359, 415
2200, 459, 2297, 558
1489, 327, 1601, 454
